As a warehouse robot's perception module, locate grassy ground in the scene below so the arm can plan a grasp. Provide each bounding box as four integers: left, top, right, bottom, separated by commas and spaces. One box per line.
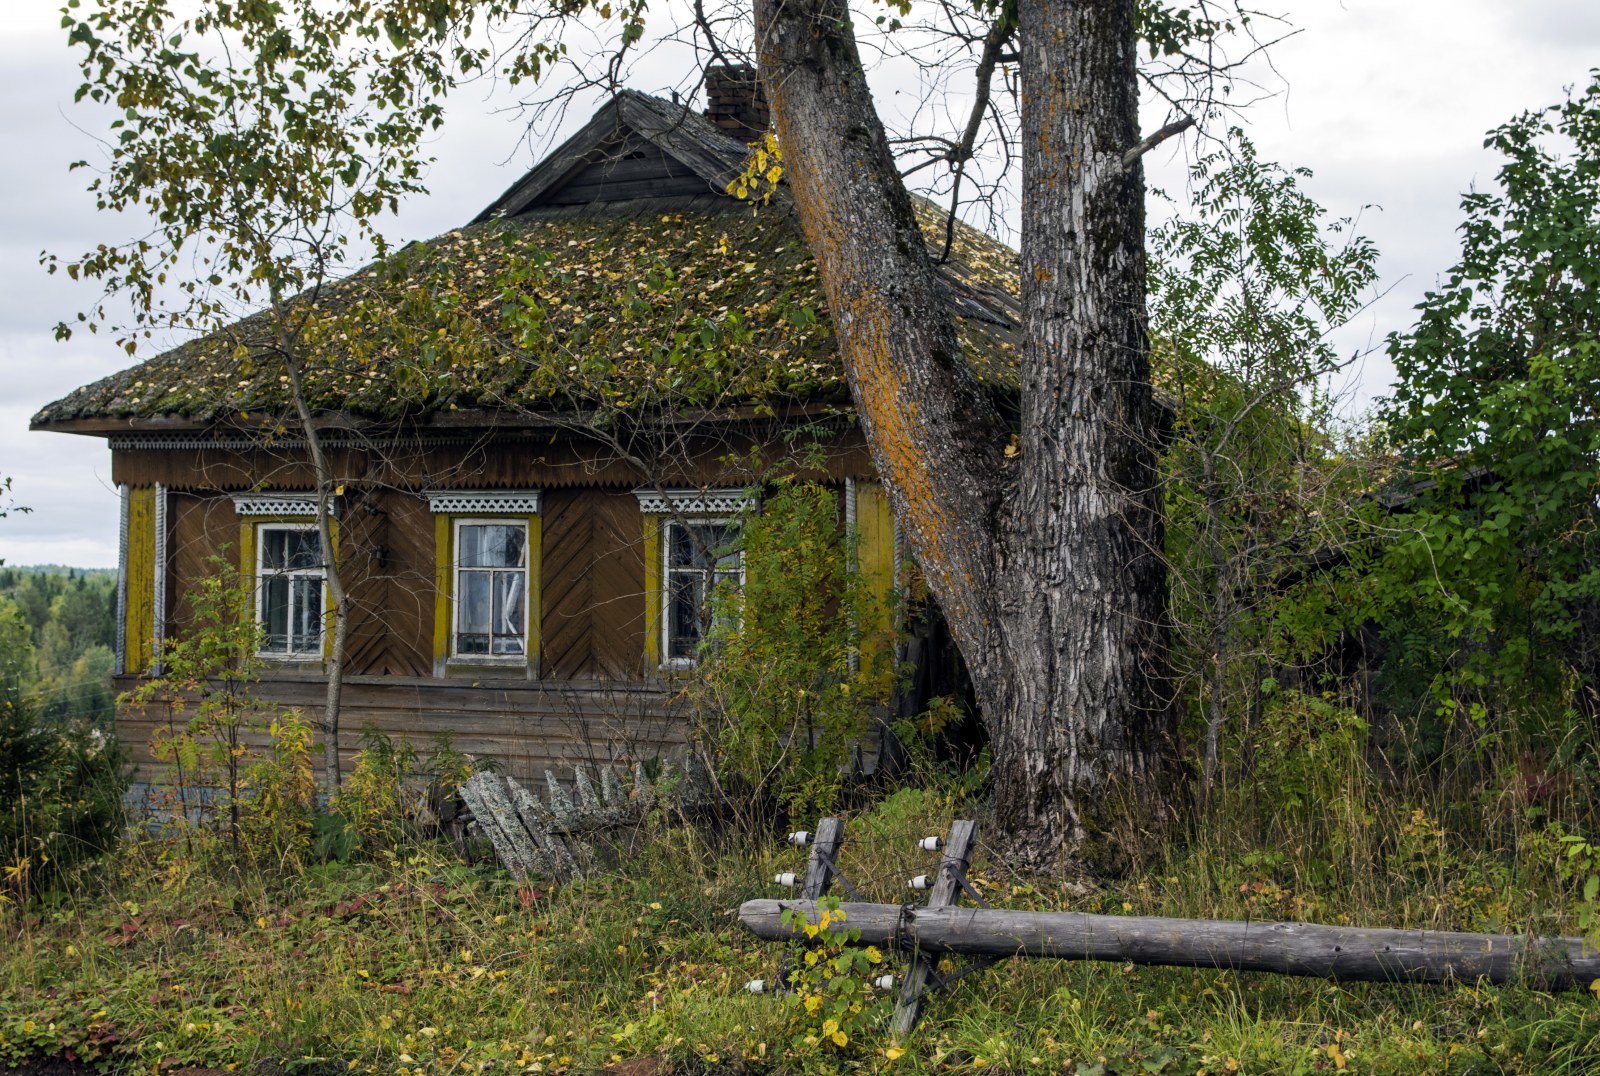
3, 783, 1600, 1076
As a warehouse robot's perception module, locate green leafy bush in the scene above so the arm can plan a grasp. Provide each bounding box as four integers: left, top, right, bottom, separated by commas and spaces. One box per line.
690, 481, 895, 825
0, 692, 126, 899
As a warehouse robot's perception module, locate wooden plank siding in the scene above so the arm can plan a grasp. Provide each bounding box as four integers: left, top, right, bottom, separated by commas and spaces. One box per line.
167, 492, 245, 637
115, 674, 687, 786
113, 429, 894, 783
540, 488, 648, 680
109, 427, 873, 493
538, 140, 714, 206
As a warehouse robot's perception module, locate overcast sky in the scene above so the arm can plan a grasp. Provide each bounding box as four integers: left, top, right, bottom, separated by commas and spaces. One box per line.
1, 0, 1596, 568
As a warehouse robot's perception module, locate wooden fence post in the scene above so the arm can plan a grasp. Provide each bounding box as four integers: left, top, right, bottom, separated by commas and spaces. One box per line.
893, 818, 977, 1039
776, 817, 845, 991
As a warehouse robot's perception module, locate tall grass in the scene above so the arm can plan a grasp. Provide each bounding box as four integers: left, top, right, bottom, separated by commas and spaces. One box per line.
4, 707, 1599, 1075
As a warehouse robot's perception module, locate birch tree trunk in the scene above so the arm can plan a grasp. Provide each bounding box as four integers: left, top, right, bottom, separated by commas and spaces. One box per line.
272, 292, 348, 791
756, 0, 1178, 872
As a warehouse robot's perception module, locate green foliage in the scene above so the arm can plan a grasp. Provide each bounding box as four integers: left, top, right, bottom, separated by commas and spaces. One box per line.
0, 693, 126, 901
1378, 71, 1600, 724
1150, 133, 1379, 792
0, 600, 36, 699
0, 569, 117, 724
690, 482, 894, 823
52, 0, 460, 353
237, 712, 320, 870
130, 555, 319, 867
330, 726, 423, 856
1555, 829, 1600, 949
4, 771, 1600, 1074
327, 728, 477, 859
778, 896, 889, 1062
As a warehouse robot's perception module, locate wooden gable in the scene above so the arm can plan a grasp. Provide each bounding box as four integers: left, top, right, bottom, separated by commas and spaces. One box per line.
473, 91, 751, 221
536, 132, 713, 207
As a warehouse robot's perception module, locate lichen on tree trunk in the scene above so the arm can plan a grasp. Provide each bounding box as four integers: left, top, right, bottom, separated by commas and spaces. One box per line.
756, 0, 1178, 873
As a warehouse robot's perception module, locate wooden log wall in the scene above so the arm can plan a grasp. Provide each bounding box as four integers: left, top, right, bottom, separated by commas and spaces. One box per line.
113, 424, 891, 783
116, 673, 688, 786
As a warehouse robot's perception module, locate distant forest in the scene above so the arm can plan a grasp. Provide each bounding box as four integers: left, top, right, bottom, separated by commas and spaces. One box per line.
0, 566, 117, 723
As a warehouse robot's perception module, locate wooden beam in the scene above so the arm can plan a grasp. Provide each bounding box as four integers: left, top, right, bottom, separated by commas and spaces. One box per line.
740, 899, 1600, 990
893, 819, 976, 1037
777, 817, 845, 992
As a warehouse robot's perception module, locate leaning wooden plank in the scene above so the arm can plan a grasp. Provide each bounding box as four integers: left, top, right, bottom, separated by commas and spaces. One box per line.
739, 900, 1600, 990
459, 776, 533, 879
505, 776, 579, 881
894, 819, 976, 1037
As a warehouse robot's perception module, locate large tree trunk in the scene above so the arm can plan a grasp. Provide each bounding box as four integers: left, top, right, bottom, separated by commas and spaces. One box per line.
756, 0, 1177, 872
992, 0, 1177, 869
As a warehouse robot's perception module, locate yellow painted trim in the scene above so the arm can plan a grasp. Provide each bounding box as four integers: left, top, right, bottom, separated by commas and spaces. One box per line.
433, 514, 451, 671
238, 520, 257, 598
524, 512, 542, 674
856, 481, 896, 678
642, 513, 662, 670
124, 487, 156, 675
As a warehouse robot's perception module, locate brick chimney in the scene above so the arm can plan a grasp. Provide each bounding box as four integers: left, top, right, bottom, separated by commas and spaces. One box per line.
703, 63, 770, 142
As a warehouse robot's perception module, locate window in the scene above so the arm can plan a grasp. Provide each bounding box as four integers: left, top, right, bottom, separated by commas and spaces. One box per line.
662, 519, 742, 663
636, 487, 756, 670
257, 525, 325, 658
426, 491, 541, 675
453, 520, 529, 658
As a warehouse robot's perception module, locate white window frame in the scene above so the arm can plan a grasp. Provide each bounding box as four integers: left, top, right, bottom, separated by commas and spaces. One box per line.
451, 516, 531, 663
255, 523, 327, 660
659, 517, 744, 668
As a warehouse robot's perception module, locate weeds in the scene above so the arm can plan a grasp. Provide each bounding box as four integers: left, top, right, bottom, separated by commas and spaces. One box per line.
4, 751, 1600, 1075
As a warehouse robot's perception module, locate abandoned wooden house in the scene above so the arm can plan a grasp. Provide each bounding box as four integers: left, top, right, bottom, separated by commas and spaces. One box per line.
31, 68, 1022, 785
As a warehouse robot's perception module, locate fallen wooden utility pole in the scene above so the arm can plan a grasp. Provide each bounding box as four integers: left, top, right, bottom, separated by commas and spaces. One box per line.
740, 897, 1600, 989
741, 817, 1600, 1035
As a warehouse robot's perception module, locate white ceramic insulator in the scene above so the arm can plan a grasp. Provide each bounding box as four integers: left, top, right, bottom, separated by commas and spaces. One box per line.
873, 974, 896, 991
774, 872, 799, 886
918, 836, 943, 851
788, 831, 811, 847
908, 874, 931, 890
746, 979, 766, 994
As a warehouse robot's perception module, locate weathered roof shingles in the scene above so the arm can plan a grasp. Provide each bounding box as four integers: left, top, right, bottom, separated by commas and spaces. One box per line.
33, 93, 1021, 432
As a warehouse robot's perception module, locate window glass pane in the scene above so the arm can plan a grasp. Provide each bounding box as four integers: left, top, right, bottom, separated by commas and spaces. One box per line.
287, 530, 321, 570
669, 522, 738, 570
494, 571, 525, 654
667, 572, 705, 659
261, 576, 289, 652
292, 576, 323, 651
459, 571, 491, 635
262, 529, 289, 570
668, 523, 695, 569
459, 524, 524, 568
262, 528, 320, 570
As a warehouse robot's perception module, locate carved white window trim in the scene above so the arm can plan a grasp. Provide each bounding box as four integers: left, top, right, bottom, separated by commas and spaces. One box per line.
633, 487, 756, 516
233, 494, 319, 518
426, 490, 542, 515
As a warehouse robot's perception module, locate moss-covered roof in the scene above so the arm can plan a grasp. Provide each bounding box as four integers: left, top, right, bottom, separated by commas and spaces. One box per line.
34, 133, 1021, 431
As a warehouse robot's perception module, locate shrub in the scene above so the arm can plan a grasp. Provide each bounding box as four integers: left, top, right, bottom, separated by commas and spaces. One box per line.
0, 692, 126, 899
691, 481, 895, 827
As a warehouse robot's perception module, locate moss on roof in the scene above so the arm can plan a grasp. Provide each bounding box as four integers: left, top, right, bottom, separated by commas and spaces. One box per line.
34, 197, 1021, 429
